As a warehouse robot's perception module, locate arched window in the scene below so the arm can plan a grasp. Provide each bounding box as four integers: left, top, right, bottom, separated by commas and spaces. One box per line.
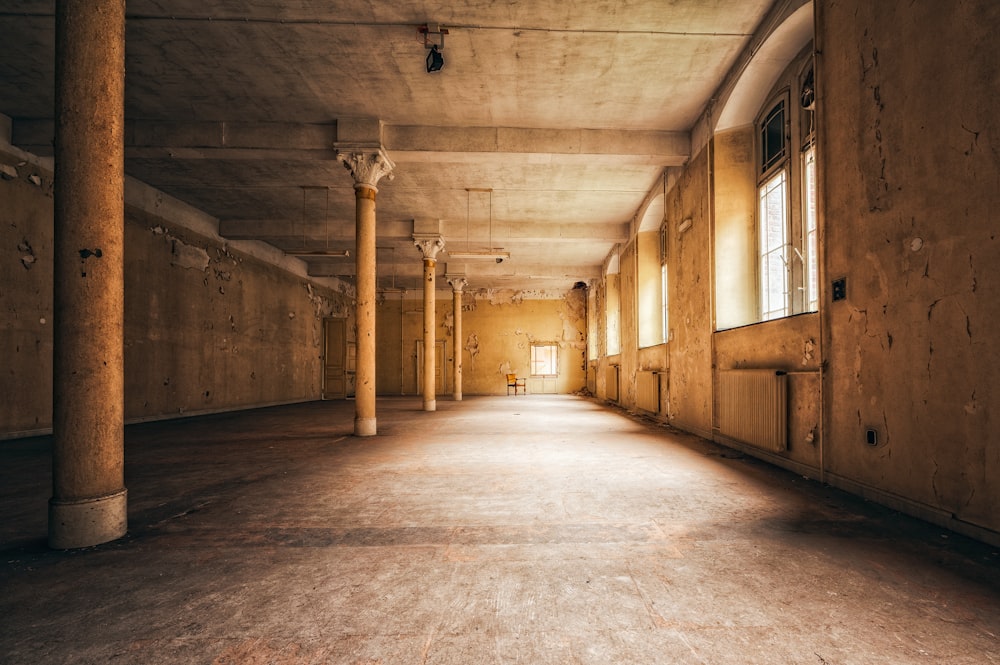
751, 52, 819, 322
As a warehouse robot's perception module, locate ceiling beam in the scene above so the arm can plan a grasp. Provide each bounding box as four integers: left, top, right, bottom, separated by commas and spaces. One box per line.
385, 125, 690, 166
12, 119, 689, 165
305, 261, 600, 279
218, 219, 630, 243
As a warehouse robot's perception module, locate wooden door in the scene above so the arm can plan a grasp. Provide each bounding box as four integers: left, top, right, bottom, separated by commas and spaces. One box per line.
323, 318, 347, 399
416, 340, 446, 395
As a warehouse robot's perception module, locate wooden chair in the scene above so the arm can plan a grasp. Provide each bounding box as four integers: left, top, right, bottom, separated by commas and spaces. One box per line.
506, 373, 526, 395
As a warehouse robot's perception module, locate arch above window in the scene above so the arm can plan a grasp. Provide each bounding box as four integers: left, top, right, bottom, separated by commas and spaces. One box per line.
715, 2, 814, 133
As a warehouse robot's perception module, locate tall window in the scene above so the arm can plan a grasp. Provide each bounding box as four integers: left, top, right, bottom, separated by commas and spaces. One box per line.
803, 145, 819, 311
716, 50, 817, 331
758, 99, 789, 321
759, 170, 788, 320
660, 223, 668, 343
530, 343, 558, 377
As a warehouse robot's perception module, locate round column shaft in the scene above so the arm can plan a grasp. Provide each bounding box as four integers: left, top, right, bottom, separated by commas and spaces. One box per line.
414, 236, 444, 412
354, 186, 378, 435
422, 258, 437, 411
448, 277, 467, 401
50, 0, 128, 549
337, 149, 395, 437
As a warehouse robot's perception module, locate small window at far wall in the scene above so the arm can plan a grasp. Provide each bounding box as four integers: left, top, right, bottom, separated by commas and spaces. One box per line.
530, 344, 558, 377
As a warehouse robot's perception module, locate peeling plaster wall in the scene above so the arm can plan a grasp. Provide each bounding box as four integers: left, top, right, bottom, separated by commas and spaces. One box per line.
377, 288, 587, 397
0, 143, 354, 437
0, 152, 54, 435
819, 1, 1000, 533
590, 279, 608, 399
618, 240, 639, 407
123, 209, 353, 419
664, 147, 714, 438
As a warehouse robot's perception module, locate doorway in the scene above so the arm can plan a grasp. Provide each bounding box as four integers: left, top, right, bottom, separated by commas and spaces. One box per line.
322, 318, 347, 399
416, 339, 447, 395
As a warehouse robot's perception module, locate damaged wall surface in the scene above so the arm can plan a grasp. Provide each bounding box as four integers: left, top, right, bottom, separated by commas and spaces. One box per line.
664, 148, 713, 438
591, 0, 1000, 543
0, 142, 355, 437
0, 151, 53, 435
819, 1, 1000, 533
123, 212, 354, 420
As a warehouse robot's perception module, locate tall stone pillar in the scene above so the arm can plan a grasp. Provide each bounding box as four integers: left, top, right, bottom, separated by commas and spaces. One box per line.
337, 150, 395, 436
49, 0, 127, 549
447, 276, 468, 401
414, 236, 445, 412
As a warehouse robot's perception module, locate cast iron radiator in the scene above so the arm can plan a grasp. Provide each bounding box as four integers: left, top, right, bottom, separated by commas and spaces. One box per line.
606, 365, 620, 402
718, 369, 788, 452
636, 370, 660, 414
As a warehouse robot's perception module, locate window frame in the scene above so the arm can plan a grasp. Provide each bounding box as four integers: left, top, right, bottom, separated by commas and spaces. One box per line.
758, 168, 790, 321
799, 57, 819, 313
802, 142, 819, 312
530, 343, 559, 378
756, 93, 792, 321
659, 221, 668, 344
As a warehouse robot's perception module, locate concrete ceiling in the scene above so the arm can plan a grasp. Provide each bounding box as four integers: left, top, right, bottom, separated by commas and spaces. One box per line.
0, 1, 774, 293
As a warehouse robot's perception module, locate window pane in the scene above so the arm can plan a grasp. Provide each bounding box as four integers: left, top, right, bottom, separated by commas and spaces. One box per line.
531, 344, 558, 377
661, 264, 668, 344
761, 101, 786, 173
759, 170, 788, 320
803, 147, 819, 312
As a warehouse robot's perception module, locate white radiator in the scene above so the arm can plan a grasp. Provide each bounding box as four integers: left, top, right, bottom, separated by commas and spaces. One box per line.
606, 365, 619, 402
636, 371, 660, 413
718, 369, 788, 452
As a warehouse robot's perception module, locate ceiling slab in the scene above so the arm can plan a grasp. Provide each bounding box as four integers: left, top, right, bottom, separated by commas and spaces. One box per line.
0, 0, 775, 292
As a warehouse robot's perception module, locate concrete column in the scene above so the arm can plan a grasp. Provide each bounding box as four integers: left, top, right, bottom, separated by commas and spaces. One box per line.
337, 150, 395, 436
447, 277, 468, 401
49, 0, 127, 549
414, 236, 445, 411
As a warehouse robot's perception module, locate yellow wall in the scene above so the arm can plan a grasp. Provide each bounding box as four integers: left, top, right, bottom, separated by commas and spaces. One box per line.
587, 1, 1000, 544
376, 287, 587, 396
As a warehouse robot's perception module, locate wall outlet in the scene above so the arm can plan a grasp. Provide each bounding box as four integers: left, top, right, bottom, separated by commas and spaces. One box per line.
832, 277, 847, 301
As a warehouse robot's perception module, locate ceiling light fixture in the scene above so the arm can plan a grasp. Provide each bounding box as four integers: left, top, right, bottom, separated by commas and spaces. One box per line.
287, 249, 351, 258
450, 188, 508, 262
377, 246, 407, 295
448, 250, 510, 262
420, 23, 447, 73
290, 186, 351, 257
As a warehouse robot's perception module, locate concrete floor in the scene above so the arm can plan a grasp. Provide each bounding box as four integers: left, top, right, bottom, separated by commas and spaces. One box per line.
1, 395, 998, 664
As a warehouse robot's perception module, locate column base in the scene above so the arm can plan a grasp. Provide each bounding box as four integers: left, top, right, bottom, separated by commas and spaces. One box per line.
49, 489, 127, 550
424, 399, 436, 412
453, 393, 462, 401
354, 416, 377, 437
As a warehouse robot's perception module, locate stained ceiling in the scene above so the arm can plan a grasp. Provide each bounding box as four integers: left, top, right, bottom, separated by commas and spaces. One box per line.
0, 1, 775, 292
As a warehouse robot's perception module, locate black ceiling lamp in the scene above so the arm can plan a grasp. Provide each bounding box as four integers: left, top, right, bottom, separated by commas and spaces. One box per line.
420, 23, 448, 73
426, 44, 444, 73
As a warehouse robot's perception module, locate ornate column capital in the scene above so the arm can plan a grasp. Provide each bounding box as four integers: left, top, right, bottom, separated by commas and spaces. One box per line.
336, 149, 396, 192
447, 276, 468, 292
413, 234, 445, 261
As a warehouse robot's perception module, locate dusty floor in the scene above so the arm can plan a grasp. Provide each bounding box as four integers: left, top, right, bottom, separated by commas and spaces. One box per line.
1, 395, 998, 664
